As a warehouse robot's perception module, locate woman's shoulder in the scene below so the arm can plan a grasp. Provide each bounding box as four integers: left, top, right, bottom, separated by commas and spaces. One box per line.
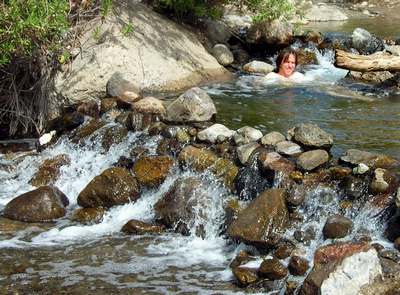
265, 72, 282, 79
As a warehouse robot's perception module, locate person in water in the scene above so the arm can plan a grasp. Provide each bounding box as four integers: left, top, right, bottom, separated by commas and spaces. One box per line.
265, 48, 306, 81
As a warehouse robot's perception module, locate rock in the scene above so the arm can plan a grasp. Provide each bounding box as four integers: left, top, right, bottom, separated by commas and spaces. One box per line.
294, 227, 315, 245
329, 166, 352, 180
178, 145, 238, 189
164, 87, 216, 123
297, 150, 329, 171
70, 119, 106, 143
77, 100, 100, 118
154, 176, 209, 236
59, 111, 85, 131
359, 274, 400, 295
379, 249, 400, 263
227, 189, 289, 249
301, 243, 381, 295
128, 111, 158, 131
261, 131, 285, 146
100, 98, 118, 114
370, 168, 391, 194
293, 123, 333, 149
197, 124, 235, 144
211, 44, 234, 66
233, 126, 263, 145
229, 250, 253, 269
286, 189, 306, 207
237, 142, 260, 165
288, 256, 309, 276
232, 266, 258, 287
353, 163, 370, 175
133, 155, 173, 187
275, 141, 303, 156
205, 20, 231, 44
121, 219, 164, 235
175, 129, 191, 143
263, 19, 293, 46
258, 258, 288, 280
235, 162, 271, 200
275, 243, 295, 259
242, 61, 274, 75
341, 175, 369, 200
305, 4, 348, 22
349, 70, 394, 84
222, 15, 252, 35
132, 97, 165, 115
101, 125, 128, 151
296, 49, 318, 65
286, 280, 299, 295
385, 215, 400, 242
386, 45, 400, 56
341, 149, 399, 169
323, 214, 353, 239
77, 167, 140, 208
54, 1, 231, 104
4, 186, 69, 222
303, 30, 324, 45
258, 151, 295, 183
352, 28, 384, 55
106, 71, 140, 101
231, 46, 250, 65
30, 154, 71, 187
71, 207, 106, 224
396, 187, 400, 208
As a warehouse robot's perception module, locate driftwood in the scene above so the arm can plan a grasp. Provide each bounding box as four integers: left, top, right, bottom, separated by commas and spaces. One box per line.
335, 49, 400, 72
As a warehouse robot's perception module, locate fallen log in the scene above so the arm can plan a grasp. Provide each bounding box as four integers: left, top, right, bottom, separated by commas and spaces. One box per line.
335, 49, 400, 72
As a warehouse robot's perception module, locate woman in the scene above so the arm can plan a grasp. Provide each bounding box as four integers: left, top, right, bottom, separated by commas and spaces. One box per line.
265, 48, 307, 82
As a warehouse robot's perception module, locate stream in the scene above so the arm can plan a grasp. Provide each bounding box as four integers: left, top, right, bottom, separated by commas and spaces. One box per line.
1, 45, 400, 293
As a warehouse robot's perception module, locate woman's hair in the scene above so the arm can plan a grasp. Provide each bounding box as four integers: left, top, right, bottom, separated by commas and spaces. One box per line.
274, 48, 298, 73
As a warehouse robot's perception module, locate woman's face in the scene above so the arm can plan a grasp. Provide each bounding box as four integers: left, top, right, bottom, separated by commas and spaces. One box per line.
278, 54, 296, 78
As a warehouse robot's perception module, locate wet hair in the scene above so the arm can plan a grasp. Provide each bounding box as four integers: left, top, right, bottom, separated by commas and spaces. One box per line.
274, 48, 298, 73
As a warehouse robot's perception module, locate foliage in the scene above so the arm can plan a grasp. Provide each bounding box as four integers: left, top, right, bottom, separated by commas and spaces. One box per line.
154, 0, 226, 20
243, 0, 297, 23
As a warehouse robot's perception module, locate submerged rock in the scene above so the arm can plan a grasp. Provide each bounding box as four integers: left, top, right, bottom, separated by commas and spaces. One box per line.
133, 155, 174, 187
30, 154, 71, 187
227, 188, 289, 249
77, 167, 140, 208
323, 214, 353, 239
164, 87, 217, 123
235, 161, 271, 200
70, 119, 106, 143
101, 125, 128, 151
4, 186, 69, 222
122, 219, 164, 235
258, 258, 288, 280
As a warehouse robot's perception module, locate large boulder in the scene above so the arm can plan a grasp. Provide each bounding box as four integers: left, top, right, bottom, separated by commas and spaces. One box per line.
77, 167, 140, 208
247, 20, 293, 46
305, 4, 348, 22
227, 188, 289, 248
54, 1, 231, 105
4, 186, 69, 222
352, 28, 385, 55
164, 87, 217, 123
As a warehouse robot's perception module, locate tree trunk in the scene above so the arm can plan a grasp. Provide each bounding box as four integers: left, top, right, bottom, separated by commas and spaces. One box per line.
335, 49, 400, 72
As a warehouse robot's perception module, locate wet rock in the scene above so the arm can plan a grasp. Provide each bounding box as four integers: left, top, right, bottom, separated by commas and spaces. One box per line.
288, 256, 309, 276
286, 188, 306, 207
4, 186, 69, 222
352, 28, 384, 55
148, 121, 166, 136
235, 163, 270, 200
296, 49, 318, 65
205, 20, 231, 44
128, 111, 157, 131
71, 207, 106, 224
293, 123, 333, 150
328, 166, 352, 180
323, 214, 353, 239
340, 149, 399, 169
121, 219, 164, 235
294, 227, 315, 245
385, 214, 400, 242
379, 257, 400, 277
249, 19, 293, 46
71, 119, 106, 143
341, 175, 369, 200
132, 97, 165, 115
231, 46, 250, 65
197, 123, 234, 144
285, 280, 299, 295
259, 151, 295, 183
305, 4, 348, 22
229, 250, 253, 269
178, 145, 238, 189
106, 71, 140, 102
164, 87, 217, 123
59, 111, 85, 131
379, 249, 400, 263
359, 274, 400, 295
133, 155, 173, 188
175, 129, 191, 143
301, 243, 381, 295
100, 97, 118, 114
234, 126, 263, 145
113, 156, 134, 169
349, 71, 394, 84
30, 154, 71, 187
303, 30, 323, 45
261, 131, 285, 146
242, 60, 274, 75
232, 266, 259, 287
212, 44, 234, 66
297, 149, 329, 171
77, 167, 140, 208
77, 100, 100, 118
275, 242, 295, 259
101, 125, 128, 151
275, 141, 303, 156
258, 258, 288, 280
227, 189, 289, 249
157, 138, 182, 157
353, 163, 370, 175
154, 176, 209, 236
236, 142, 260, 165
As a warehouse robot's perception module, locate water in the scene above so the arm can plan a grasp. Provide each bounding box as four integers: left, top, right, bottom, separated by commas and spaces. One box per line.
0, 49, 399, 293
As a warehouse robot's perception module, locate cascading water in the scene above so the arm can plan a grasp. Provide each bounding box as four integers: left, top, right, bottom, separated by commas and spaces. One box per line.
0, 46, 399, 294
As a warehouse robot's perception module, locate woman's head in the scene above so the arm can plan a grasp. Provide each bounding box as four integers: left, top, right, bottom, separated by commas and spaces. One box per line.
275, 48, 298, 78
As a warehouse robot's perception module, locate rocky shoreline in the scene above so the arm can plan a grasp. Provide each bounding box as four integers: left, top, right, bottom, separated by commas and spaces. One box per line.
2, 85, 400, 293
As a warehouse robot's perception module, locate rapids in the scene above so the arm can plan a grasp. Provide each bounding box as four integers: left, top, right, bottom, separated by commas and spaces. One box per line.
0, 47, 399, 294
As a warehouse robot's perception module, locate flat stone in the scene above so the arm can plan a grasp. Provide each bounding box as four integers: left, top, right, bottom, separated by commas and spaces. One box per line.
297, 149, 329, 171
275, 141, 302, 156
